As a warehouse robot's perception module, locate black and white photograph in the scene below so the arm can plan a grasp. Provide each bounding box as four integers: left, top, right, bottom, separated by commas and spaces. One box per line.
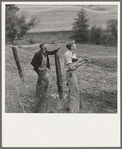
2, 1, 120, 147
4, 2, 119, 113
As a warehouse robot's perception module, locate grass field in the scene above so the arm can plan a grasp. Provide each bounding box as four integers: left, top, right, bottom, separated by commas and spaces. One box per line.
5, 43, 117, 113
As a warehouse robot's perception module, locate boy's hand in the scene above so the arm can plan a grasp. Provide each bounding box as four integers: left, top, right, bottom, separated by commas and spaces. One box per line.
84, 58, 91, 63
78, 57, 83, 62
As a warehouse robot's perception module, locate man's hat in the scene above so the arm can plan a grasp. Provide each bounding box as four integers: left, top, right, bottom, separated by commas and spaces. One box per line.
66, 40, 75, 50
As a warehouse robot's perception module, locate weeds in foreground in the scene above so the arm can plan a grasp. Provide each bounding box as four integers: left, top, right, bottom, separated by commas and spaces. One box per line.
5, 71, 117, 113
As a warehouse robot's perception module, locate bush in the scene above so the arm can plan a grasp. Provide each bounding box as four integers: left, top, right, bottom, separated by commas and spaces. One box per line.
29, 38, 36, 44
101, 33, 116, 46
51, 39, 56, 44
107, 19, 117, 43
89, 26, 102, 45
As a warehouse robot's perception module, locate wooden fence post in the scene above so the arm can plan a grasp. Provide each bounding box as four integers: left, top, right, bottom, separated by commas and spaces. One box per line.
54, 53, 63, 99
12, 47, 24, 81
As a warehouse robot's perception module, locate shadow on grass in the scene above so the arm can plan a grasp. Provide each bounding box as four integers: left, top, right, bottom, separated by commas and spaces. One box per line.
81, 90, 117, 113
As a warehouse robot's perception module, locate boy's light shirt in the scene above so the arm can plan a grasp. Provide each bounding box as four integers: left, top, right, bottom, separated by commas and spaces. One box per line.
64, 50, 77, 70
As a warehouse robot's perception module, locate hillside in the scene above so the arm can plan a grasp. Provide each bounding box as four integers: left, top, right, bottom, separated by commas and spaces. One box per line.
16, 5, 117, 32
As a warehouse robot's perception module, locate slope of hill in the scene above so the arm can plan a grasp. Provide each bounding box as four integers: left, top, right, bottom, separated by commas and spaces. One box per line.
17, 5, 117, 32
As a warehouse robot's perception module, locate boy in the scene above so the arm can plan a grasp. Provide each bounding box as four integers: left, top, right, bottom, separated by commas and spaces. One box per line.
64, 41, 88, 113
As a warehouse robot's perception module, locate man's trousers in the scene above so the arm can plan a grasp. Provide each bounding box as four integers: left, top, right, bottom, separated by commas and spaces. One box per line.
36, 70, 49, 99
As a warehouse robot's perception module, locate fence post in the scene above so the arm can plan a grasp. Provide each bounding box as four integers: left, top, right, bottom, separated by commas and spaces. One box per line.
54, 53, 63, 99
12, 47, 24, 82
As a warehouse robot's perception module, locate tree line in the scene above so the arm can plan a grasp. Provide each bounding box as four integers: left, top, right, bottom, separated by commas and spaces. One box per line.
6, 5, 117, 46
72, 9, 117, 46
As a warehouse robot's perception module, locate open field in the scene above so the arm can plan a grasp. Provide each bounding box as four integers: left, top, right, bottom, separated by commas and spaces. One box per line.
5, 43, 117, 113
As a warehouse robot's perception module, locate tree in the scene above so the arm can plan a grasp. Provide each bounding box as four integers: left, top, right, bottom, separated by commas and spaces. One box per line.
6, 5, 20, 42
89, 26, 102, 44
72, 9, 89, 42
107, 19, 117, 42
101, 32, 116, 46
17, 15, 38, 39
6, 5, 39, 43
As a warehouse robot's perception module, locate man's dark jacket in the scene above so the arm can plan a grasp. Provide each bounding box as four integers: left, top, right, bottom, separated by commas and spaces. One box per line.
31, 49, 58, 72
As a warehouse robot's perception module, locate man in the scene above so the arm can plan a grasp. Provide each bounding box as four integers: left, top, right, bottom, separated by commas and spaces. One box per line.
31, 42, 60, 101
64, 41, 88, 113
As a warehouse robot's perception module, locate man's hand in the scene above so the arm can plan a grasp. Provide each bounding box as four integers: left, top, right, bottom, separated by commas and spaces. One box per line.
38, 67, 44, 71
55, 46, 61, 53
